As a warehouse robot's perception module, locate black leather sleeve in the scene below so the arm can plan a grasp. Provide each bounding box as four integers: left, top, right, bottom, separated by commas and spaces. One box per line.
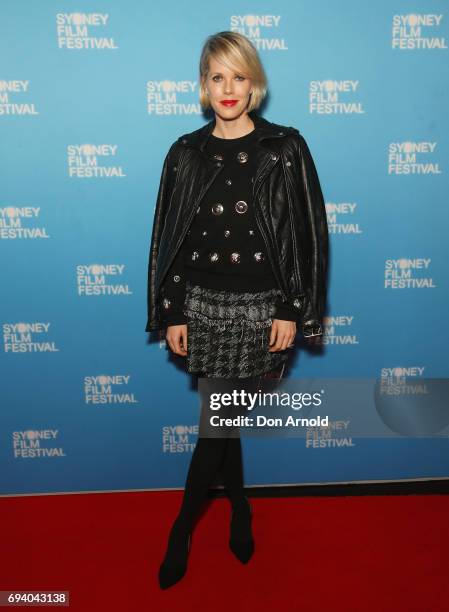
295, 134, 329, 338
161, 242, 188, 327
145, 141, 181, 332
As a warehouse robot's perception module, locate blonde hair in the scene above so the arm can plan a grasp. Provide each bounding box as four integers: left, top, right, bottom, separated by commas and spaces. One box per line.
199, 31, 268, 112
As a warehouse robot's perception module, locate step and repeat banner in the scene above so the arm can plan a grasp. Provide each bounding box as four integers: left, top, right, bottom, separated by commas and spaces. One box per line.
1, 1, 448, 496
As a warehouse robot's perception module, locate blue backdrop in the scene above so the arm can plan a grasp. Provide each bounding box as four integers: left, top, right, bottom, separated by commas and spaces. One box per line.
1, 0, 448, 496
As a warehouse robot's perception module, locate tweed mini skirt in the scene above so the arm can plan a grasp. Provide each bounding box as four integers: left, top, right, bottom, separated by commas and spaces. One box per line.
182, 280, 289, 379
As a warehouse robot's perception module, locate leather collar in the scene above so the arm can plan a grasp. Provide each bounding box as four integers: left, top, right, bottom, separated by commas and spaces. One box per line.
178, 109, 293, 154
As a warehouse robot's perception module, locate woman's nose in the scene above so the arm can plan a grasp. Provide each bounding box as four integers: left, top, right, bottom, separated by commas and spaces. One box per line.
224, 81, 233, 94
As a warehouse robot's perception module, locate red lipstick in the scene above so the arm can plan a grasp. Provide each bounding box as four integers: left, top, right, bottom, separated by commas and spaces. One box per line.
220, 100, 238, 107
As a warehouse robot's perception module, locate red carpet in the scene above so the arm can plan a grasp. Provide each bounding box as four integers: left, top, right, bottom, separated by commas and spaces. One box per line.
0, 491, 448, 611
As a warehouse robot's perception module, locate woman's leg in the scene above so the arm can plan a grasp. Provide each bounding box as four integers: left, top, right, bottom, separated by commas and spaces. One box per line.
220, 364, 285, 505
159, 374, 238, 588
220, 436, 245, 507
217, 374, 262, 563
220, 365, 287, 562
174, 435, 229, 531
159, 433, 230, 588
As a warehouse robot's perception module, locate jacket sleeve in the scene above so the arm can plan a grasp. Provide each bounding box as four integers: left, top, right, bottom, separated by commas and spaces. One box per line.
272, 298, 298, 322
160, 240, 188, 326
145, 141, 180, 332
295, 133, 329, 338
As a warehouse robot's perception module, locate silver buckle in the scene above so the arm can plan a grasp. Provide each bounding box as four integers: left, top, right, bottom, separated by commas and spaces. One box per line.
303, 324, 322, 337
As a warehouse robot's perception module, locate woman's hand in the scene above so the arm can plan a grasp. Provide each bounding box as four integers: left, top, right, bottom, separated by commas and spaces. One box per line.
268, 319, 296, 352
166, 323, 188, 356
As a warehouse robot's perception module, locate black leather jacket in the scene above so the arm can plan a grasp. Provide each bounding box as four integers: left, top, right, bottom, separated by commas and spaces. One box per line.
145, 110, 329, 338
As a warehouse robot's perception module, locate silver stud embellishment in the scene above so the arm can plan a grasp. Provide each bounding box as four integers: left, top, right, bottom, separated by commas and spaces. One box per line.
235, 200, 248, 214
271, 154, 278, 161
236, 151, 248, 164
191, 251, 199, 261
278, 131, 284, 136
249, 229, 254, 236
173, 165, 177, 172
163, 298, 171, 309
230, 252, 240, 264
173, 275, 180, 282
202, 230, 208, 236
213, 153, 224, 160
212, 203, 224, 215
209, 252, 219, 262
224, 230, 231, 237
225, 178, 232, 186
182, 138, 187, 144
293, 298, 302, 309
254, 252, 265, 262
286, 161, 292, 166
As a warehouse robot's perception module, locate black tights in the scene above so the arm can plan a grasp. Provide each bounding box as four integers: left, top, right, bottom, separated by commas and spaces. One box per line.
173, 363, 285, 532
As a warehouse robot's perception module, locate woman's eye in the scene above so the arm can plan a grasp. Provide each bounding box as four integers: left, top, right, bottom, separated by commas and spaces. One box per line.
211, 75, 246, 82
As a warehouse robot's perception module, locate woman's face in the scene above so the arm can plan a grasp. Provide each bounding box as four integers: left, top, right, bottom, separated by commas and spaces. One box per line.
204, 55, 253, 121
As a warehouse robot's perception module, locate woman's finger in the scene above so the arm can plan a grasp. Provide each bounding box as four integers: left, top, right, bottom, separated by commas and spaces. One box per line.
181, 326, 188, 353
269, 330, 287, 352
166, 328, 183, 355
269, 320, 278, 347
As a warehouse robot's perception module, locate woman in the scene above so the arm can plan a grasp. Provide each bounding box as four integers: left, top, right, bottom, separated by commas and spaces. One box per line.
146, 31, 329, 589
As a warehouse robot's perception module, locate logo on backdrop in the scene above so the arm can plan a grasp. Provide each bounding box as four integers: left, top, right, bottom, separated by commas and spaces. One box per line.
0, 206, 49, 239
146, 80, 199, 115
321, 316, 358, 346
12, 430, 66, 459
230, 15, 287, 50
309, 80, 364, 114
379, 366, 429, 399
392, 14, 447, 50
326, 202, 362, 235
305, 420, 354, 449
374, 366, 444, 437
388, 141, 441, 174
76, 264, 132, 295
56, 13, 118, 49
3, 323, 59, 353
67, 144, 126, 178
384, 258, 436, 289
380, 366, 425, 382
84, 375, 138, 405
0, 80, 38, 116
162, 425, 198, 453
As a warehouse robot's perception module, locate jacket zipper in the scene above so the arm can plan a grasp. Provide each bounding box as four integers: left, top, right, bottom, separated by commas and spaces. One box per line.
282, 157, 304, 295
252, 154, 288, 302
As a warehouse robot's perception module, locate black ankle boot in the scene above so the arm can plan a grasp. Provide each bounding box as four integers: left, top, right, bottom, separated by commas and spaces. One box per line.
158, 519, 192, 589
229, 496, 254, 564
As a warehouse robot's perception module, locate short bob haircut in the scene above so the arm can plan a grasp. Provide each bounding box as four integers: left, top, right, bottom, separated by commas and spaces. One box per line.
199, 31, 268, 113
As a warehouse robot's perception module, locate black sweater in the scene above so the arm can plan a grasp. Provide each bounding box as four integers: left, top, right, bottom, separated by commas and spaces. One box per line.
161, 127, 298, 326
